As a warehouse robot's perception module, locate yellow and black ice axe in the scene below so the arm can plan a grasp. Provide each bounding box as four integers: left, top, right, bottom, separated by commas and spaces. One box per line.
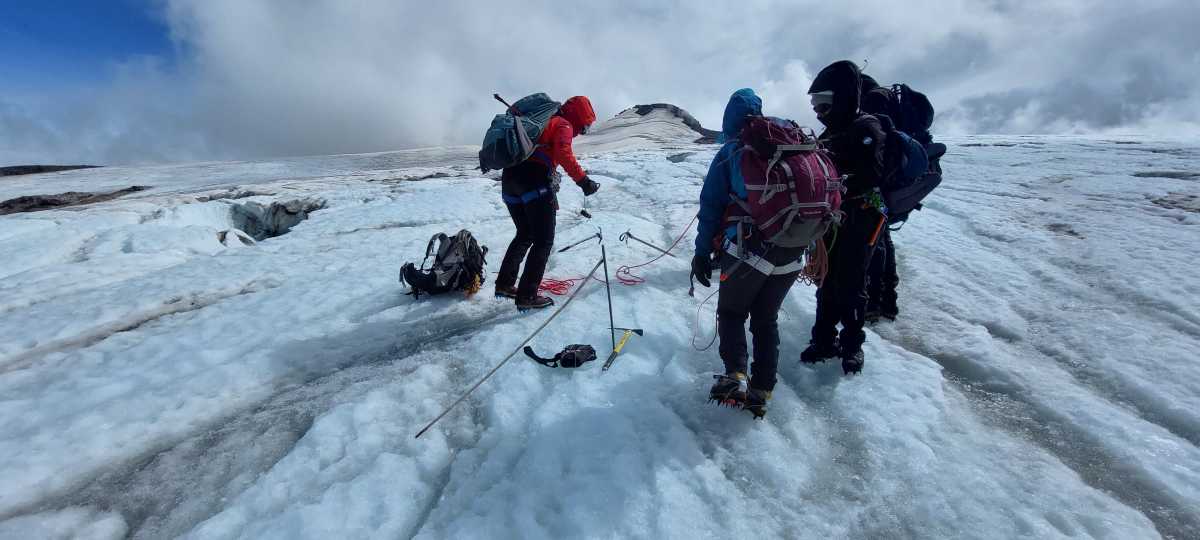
602, 327, 644, 371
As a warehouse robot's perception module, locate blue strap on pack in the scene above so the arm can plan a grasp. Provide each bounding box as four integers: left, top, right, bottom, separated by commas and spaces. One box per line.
502, 187, 552, 205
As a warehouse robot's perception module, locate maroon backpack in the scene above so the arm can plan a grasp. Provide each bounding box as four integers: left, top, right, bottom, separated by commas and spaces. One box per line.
725, 116, 843, 254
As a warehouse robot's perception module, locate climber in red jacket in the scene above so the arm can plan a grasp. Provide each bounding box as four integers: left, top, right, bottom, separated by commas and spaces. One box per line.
496, 96, 600, 310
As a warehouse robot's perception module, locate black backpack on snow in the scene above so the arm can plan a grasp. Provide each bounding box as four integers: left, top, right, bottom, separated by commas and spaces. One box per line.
400, 230, 488, 299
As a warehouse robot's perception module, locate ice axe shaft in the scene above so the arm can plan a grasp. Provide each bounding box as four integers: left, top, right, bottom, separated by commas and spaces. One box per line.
601, 244, 616, 351
558, 232, 601, 253
619, 231, 678, 258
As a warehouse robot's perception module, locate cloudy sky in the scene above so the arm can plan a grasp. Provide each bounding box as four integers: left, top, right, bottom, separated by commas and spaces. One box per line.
2, 0, 1198, 165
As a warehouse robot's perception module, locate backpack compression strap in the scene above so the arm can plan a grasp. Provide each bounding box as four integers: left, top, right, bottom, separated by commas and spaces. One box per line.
765, 143, 819, 174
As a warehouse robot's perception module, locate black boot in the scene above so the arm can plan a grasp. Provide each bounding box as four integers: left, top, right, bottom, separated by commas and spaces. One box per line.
744, 387, 772, 419
800, 341, 840, 364
516, 295, 554, 311
709, 372, 747, 407
880, 303, 898, 321
842, 348, 864, 375
495, 284, 518, 299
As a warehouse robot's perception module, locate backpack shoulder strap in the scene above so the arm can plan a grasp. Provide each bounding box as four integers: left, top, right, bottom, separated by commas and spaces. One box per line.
422, 233, 448, 270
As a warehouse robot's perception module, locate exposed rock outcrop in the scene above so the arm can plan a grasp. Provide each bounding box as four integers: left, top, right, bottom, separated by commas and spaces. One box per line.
0, 165, 99, 177
0, 186, 149, 215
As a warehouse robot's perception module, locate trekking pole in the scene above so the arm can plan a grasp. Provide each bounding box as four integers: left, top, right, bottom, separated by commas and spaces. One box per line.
619, 230, 679, 259
601, 244, 617, 351
558, 231, 601, 253
415, 256, 606, 439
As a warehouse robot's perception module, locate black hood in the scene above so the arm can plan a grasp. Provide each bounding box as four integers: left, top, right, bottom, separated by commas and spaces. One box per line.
860, 73, 880, 94
808, 60, 862, 127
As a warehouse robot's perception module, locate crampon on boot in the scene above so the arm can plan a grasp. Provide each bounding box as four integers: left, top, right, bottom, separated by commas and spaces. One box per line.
745, 388, 772, 419
800, 340, 840, 364
709, 372, 747, 408
842, 348, 864, 375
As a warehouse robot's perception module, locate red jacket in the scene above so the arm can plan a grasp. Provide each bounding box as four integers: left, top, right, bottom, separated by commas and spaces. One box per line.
532, 96, 595, 183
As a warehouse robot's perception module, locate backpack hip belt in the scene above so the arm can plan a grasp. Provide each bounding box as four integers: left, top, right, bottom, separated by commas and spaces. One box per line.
722, 237, 804, 276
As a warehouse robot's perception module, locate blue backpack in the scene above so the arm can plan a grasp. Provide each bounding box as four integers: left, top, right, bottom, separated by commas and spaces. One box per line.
883, 140, 946, 224
478, 93, 561, 173
877, 114, 928, 190
874, 109, 946, 223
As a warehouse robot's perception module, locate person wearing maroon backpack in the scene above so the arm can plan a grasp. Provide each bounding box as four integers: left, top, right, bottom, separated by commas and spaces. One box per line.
691, 88, 809, 418
495, 96, 600, 311
800, 60, 888, 374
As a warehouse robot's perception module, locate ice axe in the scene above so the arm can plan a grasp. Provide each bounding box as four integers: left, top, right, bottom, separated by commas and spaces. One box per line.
558, 230, 602, 253
619, 230, 678, 259
580, 190, 592, 219
494, 93, 520, 116
602, 327, 644, 372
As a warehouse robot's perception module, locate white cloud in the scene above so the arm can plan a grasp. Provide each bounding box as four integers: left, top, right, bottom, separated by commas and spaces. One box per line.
2, 0, 1197, 165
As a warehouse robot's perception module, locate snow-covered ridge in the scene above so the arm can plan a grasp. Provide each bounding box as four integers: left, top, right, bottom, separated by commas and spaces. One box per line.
626, 103, 720, 141
578, 103, 719, 155
0, 134, 1198, 538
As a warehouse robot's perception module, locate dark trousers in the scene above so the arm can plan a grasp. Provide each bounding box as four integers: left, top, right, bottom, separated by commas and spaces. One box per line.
866, 227, 899, 312
497, 195, 556, 299
812, 205, 880, 353
717, 245, 805, 392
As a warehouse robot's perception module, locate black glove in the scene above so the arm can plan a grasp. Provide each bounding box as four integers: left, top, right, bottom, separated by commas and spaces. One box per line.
579, 176, 600, 196
691, 253, 712, 288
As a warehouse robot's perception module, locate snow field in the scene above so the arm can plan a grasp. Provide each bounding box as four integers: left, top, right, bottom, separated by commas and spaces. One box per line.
0, 122, 1196, 538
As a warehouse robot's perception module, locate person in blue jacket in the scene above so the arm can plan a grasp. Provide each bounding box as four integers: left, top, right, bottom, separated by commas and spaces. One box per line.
691, 88, 807, 418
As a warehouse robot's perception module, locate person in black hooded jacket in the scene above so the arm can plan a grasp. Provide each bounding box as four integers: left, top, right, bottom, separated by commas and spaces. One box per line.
800, 60, 887, 374
859, 74, 900, 323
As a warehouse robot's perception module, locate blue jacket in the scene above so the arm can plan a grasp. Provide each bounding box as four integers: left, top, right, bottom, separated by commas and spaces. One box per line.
695, 88, 762, 258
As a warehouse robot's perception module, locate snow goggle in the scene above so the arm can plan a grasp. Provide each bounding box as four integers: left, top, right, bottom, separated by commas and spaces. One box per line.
810, 91, 834, 115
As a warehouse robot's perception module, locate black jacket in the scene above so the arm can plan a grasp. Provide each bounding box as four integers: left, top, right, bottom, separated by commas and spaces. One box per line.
821, 114, 886, 197
500, 159, 553, 197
